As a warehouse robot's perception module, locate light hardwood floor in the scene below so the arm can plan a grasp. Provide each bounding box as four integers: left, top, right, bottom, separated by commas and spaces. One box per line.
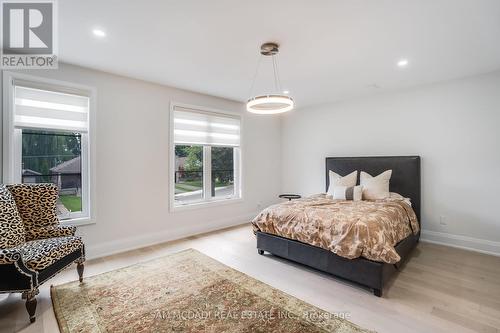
1, 224, 499, 333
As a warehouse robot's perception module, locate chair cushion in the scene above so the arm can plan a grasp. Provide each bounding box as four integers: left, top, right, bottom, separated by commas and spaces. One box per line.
6, 184, 59, 241
17, 236, 83, 271
33, 225, 76, 239
0, 185, 26, 248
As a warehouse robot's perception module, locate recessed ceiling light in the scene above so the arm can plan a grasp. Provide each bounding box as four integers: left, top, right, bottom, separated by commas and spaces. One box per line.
367, 83, 381, 89
397, 59, 409, 68
283, 90, 290, 94
92, 29, 106, 38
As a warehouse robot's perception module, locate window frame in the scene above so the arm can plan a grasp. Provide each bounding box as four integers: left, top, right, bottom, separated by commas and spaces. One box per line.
2, 71, 96, 225
169, 102, 242, 212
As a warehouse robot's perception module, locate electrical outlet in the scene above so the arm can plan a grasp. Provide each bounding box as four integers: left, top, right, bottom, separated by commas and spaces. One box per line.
439, 215, 448, 226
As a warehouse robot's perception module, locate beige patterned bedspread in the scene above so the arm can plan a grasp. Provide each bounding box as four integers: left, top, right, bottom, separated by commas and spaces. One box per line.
252, 195, 419, 264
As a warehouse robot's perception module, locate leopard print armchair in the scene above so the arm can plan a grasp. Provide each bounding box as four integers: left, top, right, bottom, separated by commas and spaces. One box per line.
0, 184, 85, 323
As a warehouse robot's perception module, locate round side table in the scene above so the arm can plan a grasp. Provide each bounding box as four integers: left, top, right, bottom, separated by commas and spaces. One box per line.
278, 194, 301, 201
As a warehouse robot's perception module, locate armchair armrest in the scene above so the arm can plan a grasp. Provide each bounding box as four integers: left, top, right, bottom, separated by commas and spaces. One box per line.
26, 225, 76, 240
0, 248, 23, 265
0, 248, 38, 294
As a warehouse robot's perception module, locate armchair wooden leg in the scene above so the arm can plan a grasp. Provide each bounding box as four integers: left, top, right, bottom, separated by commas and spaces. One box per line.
77, 261, 84, 283
22, 289, 39, 323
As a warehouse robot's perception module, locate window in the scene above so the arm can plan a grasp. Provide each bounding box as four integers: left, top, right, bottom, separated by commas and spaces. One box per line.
171, 104, 241, 208
22, 130, 83, 215
211, 146, 235, 199
3, 74, 93, 222
174, 145, 204, 202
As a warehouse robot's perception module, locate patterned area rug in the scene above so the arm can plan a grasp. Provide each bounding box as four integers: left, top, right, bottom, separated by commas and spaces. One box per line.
52, 249, 374, 333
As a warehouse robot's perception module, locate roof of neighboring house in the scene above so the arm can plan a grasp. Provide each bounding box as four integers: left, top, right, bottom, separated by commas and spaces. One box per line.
50, 156, 81, 174
22, 168, 42, 176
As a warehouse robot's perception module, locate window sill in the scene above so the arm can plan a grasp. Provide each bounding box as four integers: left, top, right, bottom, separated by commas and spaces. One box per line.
171, 197, 243, 212
60, 216, 95, 227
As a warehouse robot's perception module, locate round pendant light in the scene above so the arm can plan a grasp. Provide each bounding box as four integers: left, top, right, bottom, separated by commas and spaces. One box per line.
246, 43, 294, 114
247, 95, 294, 114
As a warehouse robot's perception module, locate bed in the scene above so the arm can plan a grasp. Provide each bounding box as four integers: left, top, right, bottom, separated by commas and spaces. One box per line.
253, 156, 421, 297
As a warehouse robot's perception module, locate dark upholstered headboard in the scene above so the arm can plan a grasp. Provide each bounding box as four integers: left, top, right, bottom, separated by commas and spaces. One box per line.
325, 156, 421, 223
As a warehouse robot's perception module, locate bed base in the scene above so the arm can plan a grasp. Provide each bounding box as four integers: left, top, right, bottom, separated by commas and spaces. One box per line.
256, 231, 419, 297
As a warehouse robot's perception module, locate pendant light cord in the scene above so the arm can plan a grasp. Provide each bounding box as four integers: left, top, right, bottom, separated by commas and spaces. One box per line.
272, 54, 282, 93
248, 55, 263, 98
248, 50, 284, 98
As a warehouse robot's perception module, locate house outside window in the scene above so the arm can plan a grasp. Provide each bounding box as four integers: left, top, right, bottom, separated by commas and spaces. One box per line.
3, 73, 94, 223
170, 104, 241, 210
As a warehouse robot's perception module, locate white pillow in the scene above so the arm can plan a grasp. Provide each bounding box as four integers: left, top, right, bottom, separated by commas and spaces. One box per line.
327, 170, 357, 195
360, 170, 392, 200
332, 185, 363, 201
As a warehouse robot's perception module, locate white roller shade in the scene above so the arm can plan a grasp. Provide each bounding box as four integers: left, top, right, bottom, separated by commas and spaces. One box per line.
13, 84, 89, 132
173, 106, 240, 146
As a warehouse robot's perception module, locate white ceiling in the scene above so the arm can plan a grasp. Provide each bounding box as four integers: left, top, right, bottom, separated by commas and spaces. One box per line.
59, 0, 500, 108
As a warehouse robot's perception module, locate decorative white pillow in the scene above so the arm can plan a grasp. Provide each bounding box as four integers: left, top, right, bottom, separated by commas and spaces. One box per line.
332, 185, 363, 201
327, 171, 357, 196
360, 170, 392, 200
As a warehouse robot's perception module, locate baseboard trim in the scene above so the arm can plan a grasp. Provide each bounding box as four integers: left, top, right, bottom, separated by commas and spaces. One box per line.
85, 221, 500, 260
84, 212, 258, 260
420, 230, 500, 257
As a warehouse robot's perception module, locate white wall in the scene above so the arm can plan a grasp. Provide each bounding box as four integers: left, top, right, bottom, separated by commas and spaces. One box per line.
281, 71, 500, 255
1, 64, 282, 259
2, 64, 498, 258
